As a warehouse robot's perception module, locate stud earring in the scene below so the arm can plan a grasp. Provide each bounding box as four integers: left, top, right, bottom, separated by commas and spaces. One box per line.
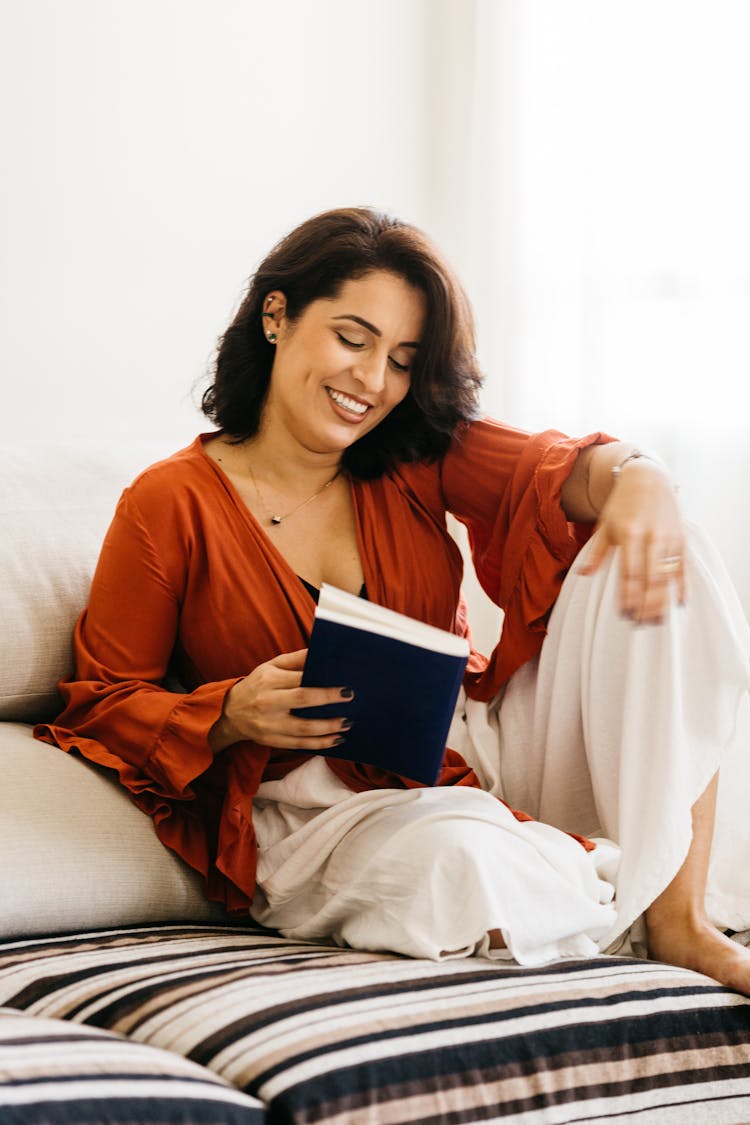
267, 332, 277, 343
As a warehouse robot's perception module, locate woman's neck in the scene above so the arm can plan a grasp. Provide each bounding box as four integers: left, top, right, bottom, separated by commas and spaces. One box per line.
211, 428, 343, 495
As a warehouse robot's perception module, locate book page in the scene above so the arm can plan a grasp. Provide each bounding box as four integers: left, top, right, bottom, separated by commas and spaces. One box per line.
317, 584, 470, 657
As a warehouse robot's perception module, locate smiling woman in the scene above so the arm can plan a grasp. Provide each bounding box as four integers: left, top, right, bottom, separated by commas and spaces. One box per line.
200, 208, 482, 480
36, 206, 750, 997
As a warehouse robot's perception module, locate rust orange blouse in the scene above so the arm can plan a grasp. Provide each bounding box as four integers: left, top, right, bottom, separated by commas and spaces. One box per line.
36, 419, 608, 911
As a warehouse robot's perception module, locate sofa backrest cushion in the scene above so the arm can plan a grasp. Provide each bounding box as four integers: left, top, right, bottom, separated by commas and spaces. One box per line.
0, 441, 170, 723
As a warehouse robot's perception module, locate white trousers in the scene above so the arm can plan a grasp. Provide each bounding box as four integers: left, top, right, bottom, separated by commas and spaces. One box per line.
249, 525, 750, 966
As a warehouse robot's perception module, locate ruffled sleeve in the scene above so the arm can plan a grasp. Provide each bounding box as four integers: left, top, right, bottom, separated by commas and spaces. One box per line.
34, 477, 247, 893
36, 485, 236, 797
440, 417, 615, 699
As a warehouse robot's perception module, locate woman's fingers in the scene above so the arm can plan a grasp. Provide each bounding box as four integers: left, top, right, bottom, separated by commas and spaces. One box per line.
580, 526, 686, 624
271, 649, 308, 671
618, 532, 645, 619
223, 650, 355, 750
619, 534, 685, 623
262, 685, 355, 748
260, 714, 354, 751
577, 528, 611, 575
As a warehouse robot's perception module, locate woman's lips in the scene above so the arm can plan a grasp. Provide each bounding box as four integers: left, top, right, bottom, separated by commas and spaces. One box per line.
325, 386, 372, 420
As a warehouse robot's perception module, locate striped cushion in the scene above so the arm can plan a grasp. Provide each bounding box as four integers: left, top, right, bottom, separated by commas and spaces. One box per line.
2, 925, 750, 1124
0, 1005, 265, 1124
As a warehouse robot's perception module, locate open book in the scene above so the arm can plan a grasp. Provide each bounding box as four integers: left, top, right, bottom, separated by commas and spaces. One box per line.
295, 584, 470, 785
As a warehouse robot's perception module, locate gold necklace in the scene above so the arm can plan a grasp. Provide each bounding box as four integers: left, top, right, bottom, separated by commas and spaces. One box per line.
247, 462, 341, 527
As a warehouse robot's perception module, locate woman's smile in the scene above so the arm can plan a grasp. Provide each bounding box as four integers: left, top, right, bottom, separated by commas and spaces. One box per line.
325, 386, 372, 420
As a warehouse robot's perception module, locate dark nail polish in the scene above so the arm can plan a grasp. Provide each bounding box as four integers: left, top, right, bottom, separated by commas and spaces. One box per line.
340, 719, 353, 730
333, 735, 347, 746
340, 687, 354, 699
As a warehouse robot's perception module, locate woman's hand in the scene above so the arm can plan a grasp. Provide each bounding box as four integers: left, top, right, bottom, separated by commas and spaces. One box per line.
579, 457, 687, 624
209, 649, 353, 753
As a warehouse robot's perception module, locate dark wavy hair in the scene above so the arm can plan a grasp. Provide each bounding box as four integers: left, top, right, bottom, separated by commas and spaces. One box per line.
201, 207, 484, 479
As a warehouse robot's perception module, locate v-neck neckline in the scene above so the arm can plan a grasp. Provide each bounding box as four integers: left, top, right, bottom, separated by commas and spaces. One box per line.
195, 434, 370, 603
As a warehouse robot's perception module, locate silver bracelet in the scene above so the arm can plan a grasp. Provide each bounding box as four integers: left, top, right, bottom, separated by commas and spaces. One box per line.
611, 449, 655, 480
587, 448, 671, 515
611, 448, 679, 493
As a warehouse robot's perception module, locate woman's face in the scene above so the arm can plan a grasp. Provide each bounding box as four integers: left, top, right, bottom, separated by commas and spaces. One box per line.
262, 270, 425, 455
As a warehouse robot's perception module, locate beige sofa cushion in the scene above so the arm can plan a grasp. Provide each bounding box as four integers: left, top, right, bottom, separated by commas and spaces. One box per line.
0, 441, 167, 722
0, 722, 224, 937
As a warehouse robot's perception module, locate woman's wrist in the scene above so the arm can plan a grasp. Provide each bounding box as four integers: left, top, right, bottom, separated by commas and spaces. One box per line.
584, 444, 670, 515
208, 683, 244, 753
611, 448, 658, 480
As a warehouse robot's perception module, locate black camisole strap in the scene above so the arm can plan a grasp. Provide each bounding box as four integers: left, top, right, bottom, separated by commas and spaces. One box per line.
298, 576, 368, 604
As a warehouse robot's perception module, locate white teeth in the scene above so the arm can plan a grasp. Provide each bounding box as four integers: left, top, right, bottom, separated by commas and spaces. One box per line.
327, 388, 369, 415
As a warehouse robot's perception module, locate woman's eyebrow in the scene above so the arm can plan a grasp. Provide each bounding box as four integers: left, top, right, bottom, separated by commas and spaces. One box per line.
332, 314, 419, 348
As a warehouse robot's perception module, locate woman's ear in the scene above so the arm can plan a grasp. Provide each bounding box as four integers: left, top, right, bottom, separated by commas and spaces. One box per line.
261, 291, 287, 343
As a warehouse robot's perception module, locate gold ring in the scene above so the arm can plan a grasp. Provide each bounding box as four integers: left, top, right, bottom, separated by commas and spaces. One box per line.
657, 555, 682, 575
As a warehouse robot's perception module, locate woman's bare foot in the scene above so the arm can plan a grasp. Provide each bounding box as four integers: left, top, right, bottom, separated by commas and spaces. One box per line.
643, 773, 750, 996
647, 913, 750, 996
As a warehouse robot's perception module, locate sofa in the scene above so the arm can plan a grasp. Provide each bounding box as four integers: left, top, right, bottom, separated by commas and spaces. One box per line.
3, 439, 750, 1125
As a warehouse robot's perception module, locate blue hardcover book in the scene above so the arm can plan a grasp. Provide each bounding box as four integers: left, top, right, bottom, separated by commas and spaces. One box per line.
295, 584, 470, 785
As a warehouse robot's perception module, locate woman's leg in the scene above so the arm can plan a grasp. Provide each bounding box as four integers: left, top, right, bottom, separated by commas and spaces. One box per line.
470, 523, 750, 987
251, 758, 617, 965
646, 772, 750, 994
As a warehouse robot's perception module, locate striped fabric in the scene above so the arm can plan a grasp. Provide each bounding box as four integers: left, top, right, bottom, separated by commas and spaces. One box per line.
2, 925, 750, 1124
0, 1004, 265, 1124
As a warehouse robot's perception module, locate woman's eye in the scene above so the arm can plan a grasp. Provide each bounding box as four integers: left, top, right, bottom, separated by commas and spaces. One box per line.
336, 332, 364, 350
389, 356, 411, 373
335, 331, 410, 373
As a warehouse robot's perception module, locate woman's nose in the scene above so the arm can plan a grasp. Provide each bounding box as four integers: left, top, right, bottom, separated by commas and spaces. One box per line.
354, 353, 387, 393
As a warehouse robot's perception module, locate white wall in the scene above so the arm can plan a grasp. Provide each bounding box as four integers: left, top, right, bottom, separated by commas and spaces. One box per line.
1, 0, 432, 446
2, 0, 747, 645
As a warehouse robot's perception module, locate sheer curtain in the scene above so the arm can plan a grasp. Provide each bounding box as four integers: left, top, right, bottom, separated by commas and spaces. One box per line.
429, 0, 750, 630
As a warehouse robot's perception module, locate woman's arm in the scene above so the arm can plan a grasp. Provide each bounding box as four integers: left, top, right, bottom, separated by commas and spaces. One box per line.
562, 443, 686, 624
43, 483, 353, 792
39, 486, 234, 797
434, 419, 618, 696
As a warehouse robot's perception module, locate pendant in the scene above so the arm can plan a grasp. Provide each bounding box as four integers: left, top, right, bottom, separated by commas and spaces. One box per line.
271, 515, 282, 525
